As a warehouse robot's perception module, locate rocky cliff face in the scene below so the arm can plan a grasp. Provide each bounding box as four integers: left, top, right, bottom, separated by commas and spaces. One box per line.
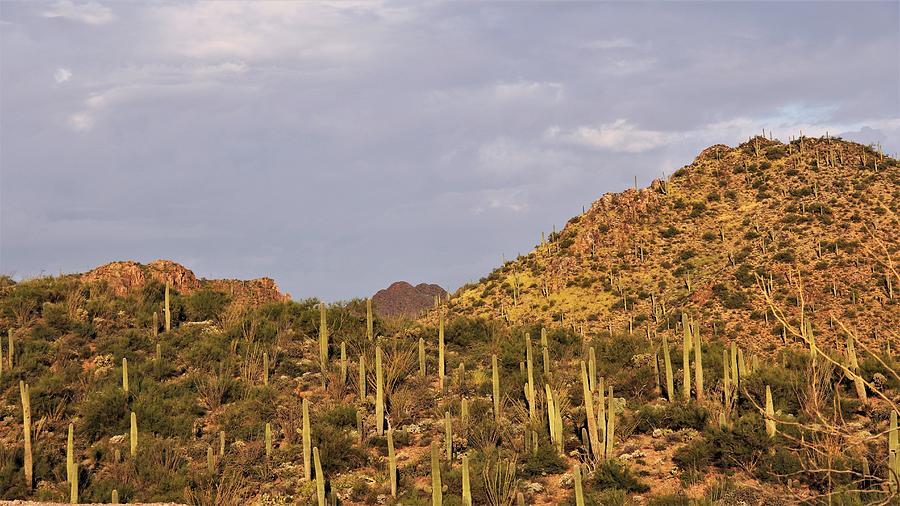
372, 281, 446, 318
80, 260, 289, 304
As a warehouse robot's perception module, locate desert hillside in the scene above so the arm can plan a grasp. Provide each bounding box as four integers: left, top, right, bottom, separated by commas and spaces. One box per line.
0, 136, 898, 506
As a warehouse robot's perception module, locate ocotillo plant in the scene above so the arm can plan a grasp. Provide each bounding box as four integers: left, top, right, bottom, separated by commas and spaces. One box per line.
693, 321, 704, 401
130, 412, 138, 457
387, 429, 397, 498
439, 315, 445, 390
319, 303, 329, 365
462, 454, 472, 506
662, 336, 674, 402
431, 442, 442, 506
376, 345, 385, 436
366, 297, 374, 340
492, 354, 501, 422
164, 284, 171, 332
764, 386, 776, 438
20, 381, 32, 489
303, 398, 312, 480
314, 447, 326, 506
574, 463, 585, 506
67, 423, 74, 485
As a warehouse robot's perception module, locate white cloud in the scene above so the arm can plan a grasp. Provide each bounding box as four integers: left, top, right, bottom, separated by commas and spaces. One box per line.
493, 81, 563, 102
54, 67, 72, 83
584, 38, 639, 50
42, 0, 114, 25
68, 112, 93, 131
545, 119, 674, 153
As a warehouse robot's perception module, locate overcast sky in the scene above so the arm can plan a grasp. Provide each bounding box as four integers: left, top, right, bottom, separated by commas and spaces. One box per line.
1, 1, 898, 301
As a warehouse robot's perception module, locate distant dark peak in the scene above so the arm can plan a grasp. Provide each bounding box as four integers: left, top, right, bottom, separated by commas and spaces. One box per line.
372, 280, 447, 319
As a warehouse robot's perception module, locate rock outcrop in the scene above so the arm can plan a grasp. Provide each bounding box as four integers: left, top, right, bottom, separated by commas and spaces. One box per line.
372, 281, 446, 318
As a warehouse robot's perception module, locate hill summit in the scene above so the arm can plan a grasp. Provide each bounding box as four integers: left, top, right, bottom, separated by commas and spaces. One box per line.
446, 135, 898, 352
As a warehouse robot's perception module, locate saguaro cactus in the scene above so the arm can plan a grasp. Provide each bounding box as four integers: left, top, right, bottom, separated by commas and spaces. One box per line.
492, 354, 501, 422
663, 336, 674, 402
20, 382, 32, 489
340, 342, 347, 385
359, 354, 367, 401
314, 447, 326, 506
67, 423, 74, 484
439, 315, 446, 390
574, 463, 585, 506
445, 411, 453, 459
693, 322, 704, 401
130, 411, 137, 457
70, 462, 78, 504
319, 303, 329, 365
588, 347, 597, 392
152, 311, 158, 336
122, 357, 129, 393
263, 352, 269, 386
580, 361, 600, 459
605, 385, 616, 458
682, 315, 692, 401
8, 329, 14, 368
431, 442, 442, 506
164, 284, 171, 332
387, 429, 397, 498
219, 430, 225, 457
847, 335, 867, 402
265, 422, 272, 459
303, 398, 312, 480
207, 446, 214, 474
376, 345, 385, 436
462, 454, 472, 506
763, 385, 777, 438
890, 411, 899, 492
541, 328, 550, 376
367, 298, 374, 340
419, 337, 426, 376
111, 490, 119, 504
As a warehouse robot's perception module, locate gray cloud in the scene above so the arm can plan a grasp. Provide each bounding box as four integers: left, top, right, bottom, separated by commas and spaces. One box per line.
1, 1, 898, 300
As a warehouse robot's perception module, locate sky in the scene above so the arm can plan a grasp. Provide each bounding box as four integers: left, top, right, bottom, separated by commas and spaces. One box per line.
1, 1, 898, 301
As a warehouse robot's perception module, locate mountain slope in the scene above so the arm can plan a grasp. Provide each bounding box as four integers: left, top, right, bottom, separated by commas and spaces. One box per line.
447, 136, 898, 352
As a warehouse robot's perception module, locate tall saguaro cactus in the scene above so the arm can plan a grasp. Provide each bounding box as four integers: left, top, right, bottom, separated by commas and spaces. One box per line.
419, 337, 426, 376
70, 462, 78, 504
445, 411, 453, 459
314, 447, 326, 506
431, 442, 443, 506
890, 411, 899, 493
693, 321, 704, 401
366, 298, 374, 340
18, 381, 32, 490
492, 354, 501, 422
122, 358, 129, 393
541, 328, 550, 376
663, 336, 674, 402
164, 284, 171, 332
682, 315, 692, 401
130, 412, 138, 457
605, 385, 616, 458
580, 361, 600, 459
764, 386, 776, 438
574, 463, 585, 506
847, 335, 867, 402
8, 329, 14, 368
439, 315, 446, 390
387, 429, 397, 498
376, 345, 385, 436
319, 302, 329, 365
303, 398, 312, 481
462, 454, 472, 506
67, 423, 75, 485
359, 355, 367, 401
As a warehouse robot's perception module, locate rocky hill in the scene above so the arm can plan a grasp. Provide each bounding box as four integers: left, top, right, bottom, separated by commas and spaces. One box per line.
445, 136, 898, 353
372, 281, 446, 318
81, 260, 289, 306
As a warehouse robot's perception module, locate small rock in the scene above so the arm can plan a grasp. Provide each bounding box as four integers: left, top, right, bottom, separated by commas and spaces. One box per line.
109, 434, 126, 444
559, 472, 574, 489
524, 481, 544, 494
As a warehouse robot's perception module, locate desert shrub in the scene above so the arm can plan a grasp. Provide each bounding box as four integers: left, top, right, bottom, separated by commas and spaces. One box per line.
520, 444, 567, 477
634, 402, 708, 433
185, 289, 230, 322
590, 459, 649, 493
312, 424, 366, 474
